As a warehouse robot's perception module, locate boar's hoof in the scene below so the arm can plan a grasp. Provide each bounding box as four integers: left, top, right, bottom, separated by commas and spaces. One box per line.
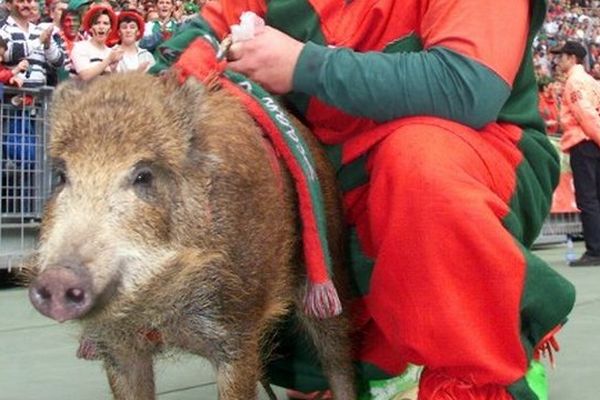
29, 267, 93, 322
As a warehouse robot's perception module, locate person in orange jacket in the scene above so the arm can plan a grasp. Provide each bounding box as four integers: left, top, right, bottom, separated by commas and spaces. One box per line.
553, 40, 600, 267
153, 1, 576, 399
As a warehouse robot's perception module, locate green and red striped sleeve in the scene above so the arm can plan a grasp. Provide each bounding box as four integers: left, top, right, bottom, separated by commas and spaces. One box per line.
293, 0, 531, 129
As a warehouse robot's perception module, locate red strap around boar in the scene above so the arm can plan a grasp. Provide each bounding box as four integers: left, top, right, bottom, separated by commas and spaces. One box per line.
173, 38, 342, 319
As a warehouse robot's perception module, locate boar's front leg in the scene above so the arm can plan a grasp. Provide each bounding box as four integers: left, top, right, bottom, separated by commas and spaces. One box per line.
104, 350, 155, 400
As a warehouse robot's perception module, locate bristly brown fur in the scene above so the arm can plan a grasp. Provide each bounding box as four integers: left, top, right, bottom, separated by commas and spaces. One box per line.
204, 71, 223, 92
15, 254, 37, 286
29, 71, 356, 399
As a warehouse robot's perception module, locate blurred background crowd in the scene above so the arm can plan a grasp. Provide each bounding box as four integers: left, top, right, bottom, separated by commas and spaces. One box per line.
0, 0, 597, 137
0, 0, 211, 90
535, 0, 600, 135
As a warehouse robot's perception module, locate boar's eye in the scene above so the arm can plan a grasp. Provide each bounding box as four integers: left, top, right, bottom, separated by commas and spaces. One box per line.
130, 163, 166, 202
55, 169, 67, 187
51, 159, 68, 190
133, 168, 153, 187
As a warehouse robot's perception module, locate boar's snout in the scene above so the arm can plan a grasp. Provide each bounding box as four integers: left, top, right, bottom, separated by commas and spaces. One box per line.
29, 267, 94, 322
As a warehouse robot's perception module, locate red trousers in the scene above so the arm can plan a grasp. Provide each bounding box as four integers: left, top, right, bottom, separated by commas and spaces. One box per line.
343, 117, 573, 398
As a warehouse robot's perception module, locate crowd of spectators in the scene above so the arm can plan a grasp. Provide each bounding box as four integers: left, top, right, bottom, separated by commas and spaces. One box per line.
535, 0, 600, 134
0, 0, 594, 135
0, 0, 210, 89
0, 0, 209, 211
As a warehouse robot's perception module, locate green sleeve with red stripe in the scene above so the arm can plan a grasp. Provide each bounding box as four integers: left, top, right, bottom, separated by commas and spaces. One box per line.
291, 0, 534, 130
293, 44, 511, 129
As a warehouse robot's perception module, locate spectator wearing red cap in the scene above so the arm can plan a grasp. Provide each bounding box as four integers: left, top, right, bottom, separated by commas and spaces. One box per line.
112, 10, 154, 72
70, 4, 122, 80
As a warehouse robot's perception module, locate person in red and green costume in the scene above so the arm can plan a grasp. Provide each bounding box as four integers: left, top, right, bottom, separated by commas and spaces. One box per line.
152, 1, 576, 399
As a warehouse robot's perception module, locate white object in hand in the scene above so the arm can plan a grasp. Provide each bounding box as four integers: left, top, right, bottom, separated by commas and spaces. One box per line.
230, 11, 265, 42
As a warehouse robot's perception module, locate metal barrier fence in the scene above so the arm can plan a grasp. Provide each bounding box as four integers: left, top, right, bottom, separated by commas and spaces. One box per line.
0, 85, 53, 271
534, 212, 583, 246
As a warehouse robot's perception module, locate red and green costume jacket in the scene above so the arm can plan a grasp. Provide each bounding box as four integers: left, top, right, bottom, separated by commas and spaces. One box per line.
152, 0, 576, 398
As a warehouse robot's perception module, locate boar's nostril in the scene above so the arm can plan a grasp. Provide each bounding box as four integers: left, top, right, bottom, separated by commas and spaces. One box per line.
37, 286, 52, 301
66, 288, 85, 304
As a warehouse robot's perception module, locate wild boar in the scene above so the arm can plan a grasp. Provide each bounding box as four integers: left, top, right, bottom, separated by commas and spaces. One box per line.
26, 71, 355, 399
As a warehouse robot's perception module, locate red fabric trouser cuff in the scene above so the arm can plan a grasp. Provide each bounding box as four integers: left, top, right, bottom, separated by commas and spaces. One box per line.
418, 368, 512, 400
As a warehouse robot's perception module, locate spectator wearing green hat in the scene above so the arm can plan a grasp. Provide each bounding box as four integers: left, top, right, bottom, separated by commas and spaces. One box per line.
182, 0, 197, 16
67, 0, 92, 12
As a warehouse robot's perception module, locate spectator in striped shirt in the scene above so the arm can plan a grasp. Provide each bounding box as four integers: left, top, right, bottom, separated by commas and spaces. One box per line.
0, 0, 65, 87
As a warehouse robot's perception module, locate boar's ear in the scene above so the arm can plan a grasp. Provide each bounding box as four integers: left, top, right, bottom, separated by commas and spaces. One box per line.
52, 80, 85, 110
164, 74, 207, 116
162, 72, 209, 142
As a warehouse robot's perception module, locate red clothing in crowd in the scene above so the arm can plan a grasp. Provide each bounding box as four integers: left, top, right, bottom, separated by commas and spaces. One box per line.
0, 65, 14, 84
538, 92, 560, 134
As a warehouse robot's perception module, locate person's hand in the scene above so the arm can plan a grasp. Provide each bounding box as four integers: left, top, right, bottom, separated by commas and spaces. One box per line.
12, 59, 29, 75
16, 59, 29, 72
137, 60, 151, 72
108, 48, 125, 65
39, 26, 54, 48
9, 76, 23, 88
227, 26, 304, 94
173, 5, 184, 22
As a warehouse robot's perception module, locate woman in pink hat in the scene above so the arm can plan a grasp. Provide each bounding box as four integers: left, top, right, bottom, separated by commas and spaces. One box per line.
70, 5, 123, 80
113, 10, 155, 73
